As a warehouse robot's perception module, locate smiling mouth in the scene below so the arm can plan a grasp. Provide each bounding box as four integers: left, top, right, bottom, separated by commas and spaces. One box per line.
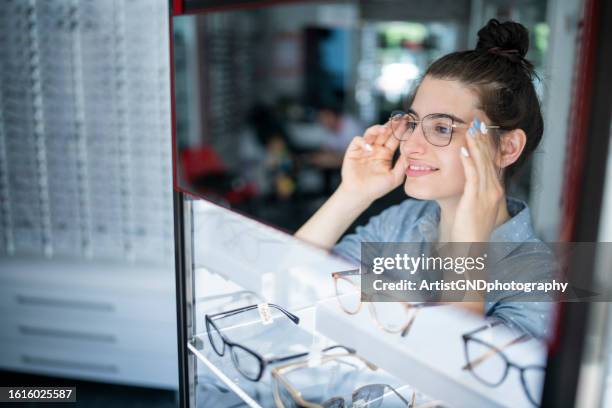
408, 165, 439, 171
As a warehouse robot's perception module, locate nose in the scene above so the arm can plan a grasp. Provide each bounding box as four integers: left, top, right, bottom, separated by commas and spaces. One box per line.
399, 123, 429, 156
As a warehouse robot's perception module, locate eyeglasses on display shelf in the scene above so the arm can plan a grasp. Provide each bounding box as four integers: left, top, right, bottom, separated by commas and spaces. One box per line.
197, 290, 263, 314
461, 321, 545, 406
205, 303, 348, 382
271, 348, 446, 408
332, 270, 442, 336
388, 110, 501, 147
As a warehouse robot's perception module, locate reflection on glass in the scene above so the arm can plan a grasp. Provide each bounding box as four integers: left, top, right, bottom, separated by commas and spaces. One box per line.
173, 3, 457, 232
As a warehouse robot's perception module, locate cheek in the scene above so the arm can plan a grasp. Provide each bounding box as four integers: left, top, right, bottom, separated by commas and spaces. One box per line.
439, 148, 466, 187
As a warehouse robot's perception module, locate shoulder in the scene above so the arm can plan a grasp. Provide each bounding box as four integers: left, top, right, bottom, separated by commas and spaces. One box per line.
370, 198, 437, 227
355, 198, 439, 243
332, 198, 437, 261
491, 196, 537, 242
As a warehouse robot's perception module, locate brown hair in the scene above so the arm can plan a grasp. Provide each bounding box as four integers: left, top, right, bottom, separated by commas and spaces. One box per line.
423, 19, 544, 184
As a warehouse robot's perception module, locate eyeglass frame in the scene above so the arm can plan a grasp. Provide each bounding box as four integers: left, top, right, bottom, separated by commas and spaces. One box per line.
461, 321, 546, 406
331, 269, 441, 337
271, 349, 411, 408
389, 110, 501, 147
205, 303, 306, 382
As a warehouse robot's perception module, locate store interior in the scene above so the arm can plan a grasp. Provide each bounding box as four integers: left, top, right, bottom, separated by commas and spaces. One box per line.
172, 1, 610, 408
0, 0, 611, 407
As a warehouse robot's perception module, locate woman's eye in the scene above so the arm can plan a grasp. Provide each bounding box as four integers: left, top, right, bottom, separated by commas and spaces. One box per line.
406, 121, 418, 131
434, 125, 452, 135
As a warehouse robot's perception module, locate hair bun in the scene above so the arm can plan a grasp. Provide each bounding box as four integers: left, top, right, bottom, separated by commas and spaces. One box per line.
476, 19, 530, 59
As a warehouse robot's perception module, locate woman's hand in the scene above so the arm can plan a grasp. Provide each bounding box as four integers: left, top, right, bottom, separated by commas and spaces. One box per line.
338, 123, 408, 204
451, 117, 505, 242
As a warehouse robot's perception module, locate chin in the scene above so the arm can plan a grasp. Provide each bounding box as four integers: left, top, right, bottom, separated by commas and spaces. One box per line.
403, 182, 438, 200
403, 179, 460, 201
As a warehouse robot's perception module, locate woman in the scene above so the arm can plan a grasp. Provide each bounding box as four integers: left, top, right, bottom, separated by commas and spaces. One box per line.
295, 19, 553, 339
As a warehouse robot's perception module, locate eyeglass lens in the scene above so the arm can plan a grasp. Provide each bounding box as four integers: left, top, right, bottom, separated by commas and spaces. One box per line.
275, 378, 299, 408
206, 317, 263, 381
465, 338, 543, 406
369, 302, 414, 333
229, 344, 262, 381
352, 384, 386, 408
334, 276, 361, 314
464, 338, 509, 386
390, 111, 454, 147
522, 366, 545, 406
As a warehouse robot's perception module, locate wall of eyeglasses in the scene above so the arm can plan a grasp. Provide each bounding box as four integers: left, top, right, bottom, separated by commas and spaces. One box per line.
186, 199, 547, 408
0, 0, 176, 387
0, 0, 173, 261
198, 12, 257, 170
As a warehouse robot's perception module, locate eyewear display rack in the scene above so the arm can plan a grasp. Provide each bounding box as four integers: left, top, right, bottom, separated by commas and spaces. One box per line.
0, 0, 176, 388
174, 194, 549, 408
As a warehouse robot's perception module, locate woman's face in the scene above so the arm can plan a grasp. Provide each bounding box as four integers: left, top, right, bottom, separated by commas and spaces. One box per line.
399, 76, 497, 202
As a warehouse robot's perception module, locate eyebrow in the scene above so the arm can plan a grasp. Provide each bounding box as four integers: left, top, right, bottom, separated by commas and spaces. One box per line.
407, 108, 467, 125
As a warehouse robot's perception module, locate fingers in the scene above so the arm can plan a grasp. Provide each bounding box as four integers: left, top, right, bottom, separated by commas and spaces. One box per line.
360, 122, 401, 157
345, 136, 374, 159
391, 156, 408, 186
374, 122, 393, 146
464, 117, 503, 194
465, 121, 488, 191
460, 146, 478, 196
383, 121, 401, 152
362, 124, 386, 145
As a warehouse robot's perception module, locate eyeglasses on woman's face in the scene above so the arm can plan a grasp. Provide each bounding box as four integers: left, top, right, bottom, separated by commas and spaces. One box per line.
389, 110, 500, 147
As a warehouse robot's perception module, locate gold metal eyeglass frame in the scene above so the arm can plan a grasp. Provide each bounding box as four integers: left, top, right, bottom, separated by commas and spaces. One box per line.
272, 351, 448, 408
388, 110, 501, 147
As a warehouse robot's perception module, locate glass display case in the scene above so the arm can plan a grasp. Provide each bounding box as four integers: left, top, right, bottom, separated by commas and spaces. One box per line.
175, 195, 554, 408
169, 1, 612, 407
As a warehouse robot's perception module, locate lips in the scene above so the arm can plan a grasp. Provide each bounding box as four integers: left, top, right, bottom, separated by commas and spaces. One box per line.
405, 160, 439, 177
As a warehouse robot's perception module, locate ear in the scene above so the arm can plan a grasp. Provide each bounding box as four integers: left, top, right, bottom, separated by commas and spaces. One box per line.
497, 129, 527, 169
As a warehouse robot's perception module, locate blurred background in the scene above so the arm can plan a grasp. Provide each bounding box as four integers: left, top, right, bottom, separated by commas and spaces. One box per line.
1, 0, 610, 407
173, 0, 568, 241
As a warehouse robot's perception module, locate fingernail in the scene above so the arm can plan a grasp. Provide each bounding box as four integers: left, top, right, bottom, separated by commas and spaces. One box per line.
473, 117, 481, 130
468, 127, 476, 138
461, 146, 469, 157
364, 143, 373, 151
480, 121, 488, 134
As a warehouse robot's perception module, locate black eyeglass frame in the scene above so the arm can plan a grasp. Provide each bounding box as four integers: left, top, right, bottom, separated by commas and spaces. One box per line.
461, 322, 546, 406
205, 304, 347, 382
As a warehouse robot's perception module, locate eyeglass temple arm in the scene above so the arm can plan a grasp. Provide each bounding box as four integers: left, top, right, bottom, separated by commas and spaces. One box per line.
388, 385, 411, 405
207, 303, 300, 325
399, 303, 443, 337
400, 311, 419, 338
463, 320, 505, 338
332, 269, 360, 277
266, 345, 356, 365
462, 333, 531, 371
196, 289, 261, 304
357, 384, 411, 405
